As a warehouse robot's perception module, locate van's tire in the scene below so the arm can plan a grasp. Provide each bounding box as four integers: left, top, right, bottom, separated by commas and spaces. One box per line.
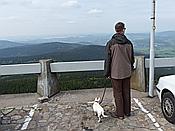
161, 92, 175, 124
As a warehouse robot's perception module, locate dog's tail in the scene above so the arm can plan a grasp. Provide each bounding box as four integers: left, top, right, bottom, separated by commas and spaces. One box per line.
102, 112, 108, 117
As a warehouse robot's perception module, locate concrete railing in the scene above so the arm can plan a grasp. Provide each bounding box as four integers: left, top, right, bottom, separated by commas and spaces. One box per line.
0, 61, 104, 76
51, 61, 104, 73
1, 57, 175, 97
145, 57, 175, 68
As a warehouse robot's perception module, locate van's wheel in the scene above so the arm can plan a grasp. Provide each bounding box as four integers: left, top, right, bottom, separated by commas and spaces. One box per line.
161, 92, 175, 124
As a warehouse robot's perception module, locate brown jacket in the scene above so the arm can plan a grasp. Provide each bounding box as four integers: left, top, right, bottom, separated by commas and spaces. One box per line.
104, 33, 134, 79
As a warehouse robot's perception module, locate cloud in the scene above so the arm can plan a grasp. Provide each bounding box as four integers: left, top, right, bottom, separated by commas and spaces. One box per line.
0, 0, 11, 6
19, 0, 46, 8
61, 0, 80, 8
66, 20, 76, 24
0, 0, 33, 7
0, 16, 18, 20
0, 0, 56, 9
87, 9, 103, 15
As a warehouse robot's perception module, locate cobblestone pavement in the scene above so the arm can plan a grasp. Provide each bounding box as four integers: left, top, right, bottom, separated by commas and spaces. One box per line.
0, 88, 175, 131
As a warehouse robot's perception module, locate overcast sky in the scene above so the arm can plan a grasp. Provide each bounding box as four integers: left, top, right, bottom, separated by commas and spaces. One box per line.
0, 0, 175, 37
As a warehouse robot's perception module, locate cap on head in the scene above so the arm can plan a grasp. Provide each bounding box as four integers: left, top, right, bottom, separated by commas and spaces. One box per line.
115, 22, 126, 32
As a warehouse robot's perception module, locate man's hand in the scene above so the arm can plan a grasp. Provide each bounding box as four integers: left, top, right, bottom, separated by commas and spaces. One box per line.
107, 76, 111, 79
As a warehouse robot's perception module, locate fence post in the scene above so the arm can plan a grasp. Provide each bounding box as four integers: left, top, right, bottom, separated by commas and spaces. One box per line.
37, 59, 60, 97
131, 56, 146, 91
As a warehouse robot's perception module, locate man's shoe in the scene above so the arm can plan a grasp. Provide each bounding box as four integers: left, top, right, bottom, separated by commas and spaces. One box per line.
110, 112, 118, 118
125, 114, 131, 117
118, 116, 124, 120
125, 112, 134, 117
110, 112, 124, 119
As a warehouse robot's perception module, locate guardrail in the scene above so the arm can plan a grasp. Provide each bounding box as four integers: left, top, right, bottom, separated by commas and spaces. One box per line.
1, 58, 175, 76
51, 61, 104, 73
145, 57, 175, 68
0, 60, 105, 76
0, 63, 40, 76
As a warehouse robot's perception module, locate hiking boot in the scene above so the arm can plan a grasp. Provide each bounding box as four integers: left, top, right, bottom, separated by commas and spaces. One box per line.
110, 112, 124, 120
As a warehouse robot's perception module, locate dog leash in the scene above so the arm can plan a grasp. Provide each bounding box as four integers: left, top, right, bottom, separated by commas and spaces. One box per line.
99, 87, 106, 104
99, 79, 108, 104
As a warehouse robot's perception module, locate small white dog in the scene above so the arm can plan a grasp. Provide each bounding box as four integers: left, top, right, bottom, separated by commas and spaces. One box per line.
88, 97, 107, 122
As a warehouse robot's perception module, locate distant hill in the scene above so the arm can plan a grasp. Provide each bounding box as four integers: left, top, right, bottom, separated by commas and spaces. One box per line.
19, 34, 111, 46
157, 31, 175, 38
0, 42, 83, 58
1, 31, 175, 47
16, 31, 175, 46
0, 40, 25, 49
0, 41, 145, 65
0, 42, 107, 64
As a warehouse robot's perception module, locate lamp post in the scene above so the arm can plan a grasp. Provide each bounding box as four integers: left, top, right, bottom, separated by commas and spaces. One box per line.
149, 0, 156, 97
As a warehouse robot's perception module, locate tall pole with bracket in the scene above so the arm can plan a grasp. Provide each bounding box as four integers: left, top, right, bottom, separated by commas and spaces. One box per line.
149, 0, 156, 97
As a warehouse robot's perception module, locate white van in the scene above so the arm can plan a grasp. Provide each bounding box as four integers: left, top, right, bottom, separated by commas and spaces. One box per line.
156, 75, 175, 124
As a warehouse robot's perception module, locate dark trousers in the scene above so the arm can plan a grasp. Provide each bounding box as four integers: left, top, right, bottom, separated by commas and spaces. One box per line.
111, 77, 131, 117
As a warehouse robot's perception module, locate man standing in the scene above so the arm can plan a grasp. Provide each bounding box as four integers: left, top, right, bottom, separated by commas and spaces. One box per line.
104, 22, 134, 119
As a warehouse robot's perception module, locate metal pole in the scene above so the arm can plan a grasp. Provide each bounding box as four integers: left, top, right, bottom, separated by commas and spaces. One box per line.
149, 0, 156, 97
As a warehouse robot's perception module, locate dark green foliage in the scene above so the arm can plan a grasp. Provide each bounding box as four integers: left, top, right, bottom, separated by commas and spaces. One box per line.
0, 75, 37, 94
0, 71, 111, 95
59, 71, 111, 91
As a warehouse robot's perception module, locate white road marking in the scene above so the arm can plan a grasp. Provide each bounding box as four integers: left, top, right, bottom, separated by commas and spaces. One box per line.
154, 122, 160, 128
147, 113, 156, 123
21, 104, 38, 130
158, 128, 164, 131
133, 98, 163, 131
133, 98, 149, 113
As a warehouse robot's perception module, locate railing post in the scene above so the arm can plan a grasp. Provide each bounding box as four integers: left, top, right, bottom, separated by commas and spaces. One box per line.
131, 56, 146, 92
37, 59, 60, 97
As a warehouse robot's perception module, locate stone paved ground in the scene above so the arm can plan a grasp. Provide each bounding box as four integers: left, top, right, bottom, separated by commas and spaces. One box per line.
0, 88, 175, 131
